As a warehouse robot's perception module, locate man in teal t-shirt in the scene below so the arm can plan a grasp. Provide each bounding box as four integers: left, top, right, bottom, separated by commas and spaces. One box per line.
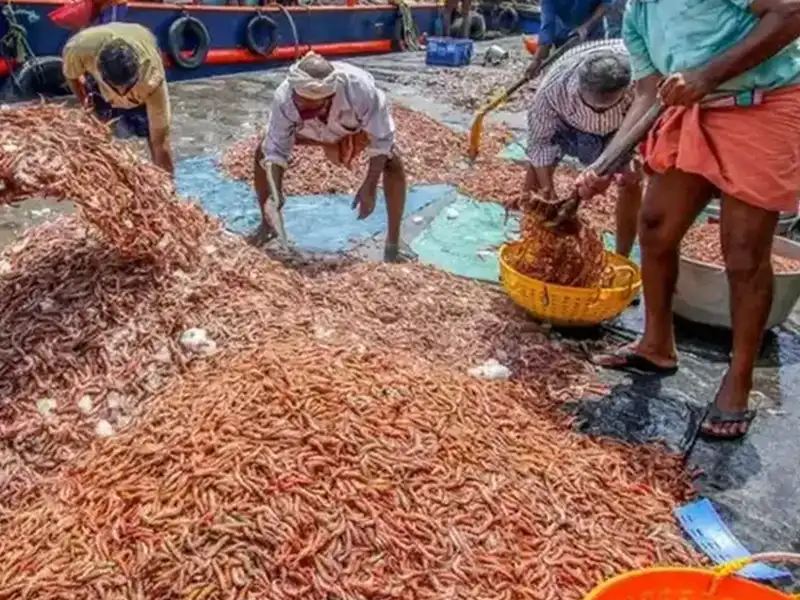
576, 0, 800, 441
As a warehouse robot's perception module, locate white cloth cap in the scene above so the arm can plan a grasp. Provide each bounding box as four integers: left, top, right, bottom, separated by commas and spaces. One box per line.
287, 51, 340, 100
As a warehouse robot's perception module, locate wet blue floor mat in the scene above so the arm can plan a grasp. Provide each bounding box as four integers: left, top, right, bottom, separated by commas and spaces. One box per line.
176, 156, 446, 253
675, 499, 790, 580
411, 198, 519, 282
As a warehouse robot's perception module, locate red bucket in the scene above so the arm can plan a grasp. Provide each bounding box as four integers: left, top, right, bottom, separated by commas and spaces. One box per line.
49, 0, 95, 31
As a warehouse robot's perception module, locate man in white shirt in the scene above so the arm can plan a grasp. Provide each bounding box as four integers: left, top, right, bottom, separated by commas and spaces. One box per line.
526, 39, 641, 257
252, 51, 408, 262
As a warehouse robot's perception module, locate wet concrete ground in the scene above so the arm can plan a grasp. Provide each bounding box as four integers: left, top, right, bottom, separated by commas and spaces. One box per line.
2, 37, 798, 569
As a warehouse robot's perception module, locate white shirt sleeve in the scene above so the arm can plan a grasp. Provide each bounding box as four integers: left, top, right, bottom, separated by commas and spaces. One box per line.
261, 85, 297, 168
349, 75, 395, 159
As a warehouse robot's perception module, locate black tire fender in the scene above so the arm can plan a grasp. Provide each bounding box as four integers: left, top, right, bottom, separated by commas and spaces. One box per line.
2, 56, 68, 102
448, 11, 486, 40
245, 12, 279, 57
497, 6, 519, 34
167, 14, 210, 70
468, 11, 487, 40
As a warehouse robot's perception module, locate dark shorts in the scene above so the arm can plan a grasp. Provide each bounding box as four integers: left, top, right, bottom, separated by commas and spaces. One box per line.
84, 75, 149, 140
554, 120, 632, 173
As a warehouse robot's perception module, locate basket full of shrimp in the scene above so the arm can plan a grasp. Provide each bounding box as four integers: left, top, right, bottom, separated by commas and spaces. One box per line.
499, 193, 641, 327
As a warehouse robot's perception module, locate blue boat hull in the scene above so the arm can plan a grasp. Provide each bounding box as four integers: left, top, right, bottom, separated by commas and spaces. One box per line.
0, 1, 441, 84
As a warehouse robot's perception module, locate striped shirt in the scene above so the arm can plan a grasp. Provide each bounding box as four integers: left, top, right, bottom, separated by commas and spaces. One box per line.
526, 39, 632, 167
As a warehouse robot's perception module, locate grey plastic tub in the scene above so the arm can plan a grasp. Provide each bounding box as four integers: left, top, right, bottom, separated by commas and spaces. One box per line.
673, 236, 800, 330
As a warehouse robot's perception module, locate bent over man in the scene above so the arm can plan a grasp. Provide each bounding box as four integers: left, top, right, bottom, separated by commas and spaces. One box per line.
62, 23, 174, 175
526, 39, 641, 257
252, 51, 408, 262
576, 0, 800, 440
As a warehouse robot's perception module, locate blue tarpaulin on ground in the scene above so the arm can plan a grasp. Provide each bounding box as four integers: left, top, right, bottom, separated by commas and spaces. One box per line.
411, 198, 519, 282
176, 156, 446, 253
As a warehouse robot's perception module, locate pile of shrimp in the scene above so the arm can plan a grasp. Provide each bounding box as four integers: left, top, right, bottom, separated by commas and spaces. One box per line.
682, 223, 800, 273
0, 104, 701, 599
0, 104, 211, 266
503, 193, 608, 288
0, 215, 700, 596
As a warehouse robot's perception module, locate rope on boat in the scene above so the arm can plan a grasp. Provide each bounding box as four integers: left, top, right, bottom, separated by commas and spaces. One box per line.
1, 1, 38, 64
274, 2, 301, 60
0, 0, 40, 91
392, 0, 421, 51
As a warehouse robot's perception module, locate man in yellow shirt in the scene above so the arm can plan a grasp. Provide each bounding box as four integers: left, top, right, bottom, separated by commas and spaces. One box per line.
62, 23, 174, 175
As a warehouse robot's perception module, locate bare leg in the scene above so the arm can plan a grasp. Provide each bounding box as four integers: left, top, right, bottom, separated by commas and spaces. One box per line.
383, 153, 407, 261
443, 0, 458, 35
594, 169, 713, 369
459, 0, 472, 38
614, 166, 643, 258
703, 195, 779, 437
248, 140, 278, 245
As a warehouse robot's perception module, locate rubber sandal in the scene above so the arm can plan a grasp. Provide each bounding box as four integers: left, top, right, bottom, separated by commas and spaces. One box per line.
592, 346, 678, 376
698, 404, 756, 441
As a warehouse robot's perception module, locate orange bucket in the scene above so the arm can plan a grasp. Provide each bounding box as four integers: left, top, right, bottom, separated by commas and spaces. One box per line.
584, 553, 799, 600
523, 35, 539, 54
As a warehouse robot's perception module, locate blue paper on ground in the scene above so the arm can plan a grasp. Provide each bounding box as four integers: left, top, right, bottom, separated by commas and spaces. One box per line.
176, 156, 445, 253
411, 197, 519, 282
675, 499, 790, 580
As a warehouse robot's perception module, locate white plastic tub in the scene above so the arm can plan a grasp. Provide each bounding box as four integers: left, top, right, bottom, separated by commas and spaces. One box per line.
673, 236, 800, 330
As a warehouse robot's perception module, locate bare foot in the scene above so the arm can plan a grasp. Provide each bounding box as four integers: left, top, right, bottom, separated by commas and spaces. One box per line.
247, 224, 277, 247
591, 341, 678, 374
384, 242, 417, 263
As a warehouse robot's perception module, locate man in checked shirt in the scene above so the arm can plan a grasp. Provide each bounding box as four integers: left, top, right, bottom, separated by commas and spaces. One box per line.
525, 39, 642, 258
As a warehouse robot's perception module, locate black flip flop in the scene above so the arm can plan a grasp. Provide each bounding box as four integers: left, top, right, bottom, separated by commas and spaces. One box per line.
592, 347, 678, 376
698, 404, 756, 441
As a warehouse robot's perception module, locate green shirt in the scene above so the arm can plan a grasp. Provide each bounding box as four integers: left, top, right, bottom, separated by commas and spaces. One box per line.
623, 0, 800, 92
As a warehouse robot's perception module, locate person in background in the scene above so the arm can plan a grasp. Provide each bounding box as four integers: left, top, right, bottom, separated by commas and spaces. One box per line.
525, 39, 641, 258
525, 0, 615, 78
575, 0, 800, 440
251, 51, 411, 262
91, 0, 128, 25
62, 23, 174, 176
443, 0, 473, 38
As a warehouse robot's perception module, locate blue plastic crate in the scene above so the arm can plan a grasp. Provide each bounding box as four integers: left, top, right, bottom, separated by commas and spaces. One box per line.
518, 8, 541, 35
425, 37, 473, 67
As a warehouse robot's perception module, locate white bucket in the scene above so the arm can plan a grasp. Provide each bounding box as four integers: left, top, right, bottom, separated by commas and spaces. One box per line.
673, 236, 800, 329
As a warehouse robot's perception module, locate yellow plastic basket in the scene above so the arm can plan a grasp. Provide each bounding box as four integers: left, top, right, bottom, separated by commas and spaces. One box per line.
499, 242, 642, 327
583, 553, 800, 600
